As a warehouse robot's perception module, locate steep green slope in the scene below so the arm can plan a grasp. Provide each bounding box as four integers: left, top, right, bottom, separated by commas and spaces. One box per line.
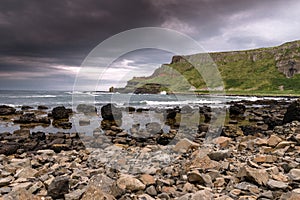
119, 40, 300, 95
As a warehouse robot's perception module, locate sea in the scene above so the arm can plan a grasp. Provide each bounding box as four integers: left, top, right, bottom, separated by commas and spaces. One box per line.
0, 90, 294, 135
0, 90, 291, 109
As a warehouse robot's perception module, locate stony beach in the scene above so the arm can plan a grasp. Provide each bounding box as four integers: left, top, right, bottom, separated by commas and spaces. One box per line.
0, 99, 300, 200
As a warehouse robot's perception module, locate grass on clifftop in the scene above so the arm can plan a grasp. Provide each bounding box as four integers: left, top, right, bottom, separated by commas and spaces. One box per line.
123, 40, 300, 95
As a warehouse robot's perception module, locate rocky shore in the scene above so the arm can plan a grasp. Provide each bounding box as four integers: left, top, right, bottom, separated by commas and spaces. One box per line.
0, 99, 300, 200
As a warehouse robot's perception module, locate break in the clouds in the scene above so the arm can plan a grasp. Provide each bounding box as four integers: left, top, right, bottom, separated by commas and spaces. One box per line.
0, 0, 300, 90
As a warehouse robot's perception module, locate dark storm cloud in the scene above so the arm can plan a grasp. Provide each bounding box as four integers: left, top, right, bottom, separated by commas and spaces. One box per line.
0, 0, 299, 89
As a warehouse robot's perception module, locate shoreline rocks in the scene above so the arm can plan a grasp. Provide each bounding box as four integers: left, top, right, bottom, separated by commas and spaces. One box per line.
0, 100, 300, 199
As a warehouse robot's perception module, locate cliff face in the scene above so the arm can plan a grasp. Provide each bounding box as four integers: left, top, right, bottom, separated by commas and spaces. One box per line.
209, 40, 300, 78
119, 40, 300, 94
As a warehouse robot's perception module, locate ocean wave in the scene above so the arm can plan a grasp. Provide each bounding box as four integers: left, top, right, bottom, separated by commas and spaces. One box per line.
8, 95, 57, 98
142, 100, 222, 106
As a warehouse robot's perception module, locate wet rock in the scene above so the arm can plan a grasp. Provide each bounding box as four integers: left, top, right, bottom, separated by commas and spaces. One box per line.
37, 105, 48, 110
101, 104, 122, 120
283, 99, 300, 124
52, 119, 72, 129
76, 104, 97, 114
0, 105, 16, 115
0, 143, 19, 155
263, 116, 283, 130
47, 176, 69, 199
15, 113, 50, 124
166, 108, 178, 120
21, 105, 33, 110
52, 106, 72, 119
229, 103, 246, 116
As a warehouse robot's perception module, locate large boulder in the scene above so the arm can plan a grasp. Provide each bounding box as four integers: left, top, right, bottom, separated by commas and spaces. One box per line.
47, 176, 69, 199
101, 104, 122, 120
0, 105, 16, 115
51, 106, 72, 119
229, 103, 246, 116
283, 99, 300, 124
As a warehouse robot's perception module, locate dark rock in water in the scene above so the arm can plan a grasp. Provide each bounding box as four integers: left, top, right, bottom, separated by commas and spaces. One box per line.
125, 107, 136, 112
156, 133, 175, 145
0, 105, 16, 115
52, 119, 72, 129
166, 108, 178, 120
15, 113, 50, 124
199, 106, 212, 114
240, 125, 260, 136
198, 123, 209, 133
51, 106, 72, 119
47, 176, 69, 199
136, 108, 150, 113
31, 131, 46, 140
283, 99, 300, 124
76, 104, 97, 114
229, 104, 246, 116
204, 112, 212, 123
263, 115, 282, 130
15, 113, 36, 123
13, 129, 30, 138
21, 105, 33, 110
38, 105, 48, 110
101, 119, 121, 130
101, 104, 122, 120
51, 144, 70, 153
0, 132, 10, 140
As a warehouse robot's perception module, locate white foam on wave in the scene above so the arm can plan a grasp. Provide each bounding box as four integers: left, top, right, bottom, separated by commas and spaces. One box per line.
8, 95, 57, 98
142, 99, 223, 106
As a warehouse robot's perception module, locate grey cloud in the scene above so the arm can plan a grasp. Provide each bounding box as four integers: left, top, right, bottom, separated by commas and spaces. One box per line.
0, 0, 299, 89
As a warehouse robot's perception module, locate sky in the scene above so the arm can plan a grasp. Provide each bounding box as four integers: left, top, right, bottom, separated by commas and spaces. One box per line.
1, 0, 300, 90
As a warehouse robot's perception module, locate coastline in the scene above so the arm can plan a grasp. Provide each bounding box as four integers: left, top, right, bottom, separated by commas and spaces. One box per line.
0, 97, 300, 199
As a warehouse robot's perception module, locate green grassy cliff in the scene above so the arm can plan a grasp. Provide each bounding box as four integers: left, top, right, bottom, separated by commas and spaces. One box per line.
119, 40, 300, 95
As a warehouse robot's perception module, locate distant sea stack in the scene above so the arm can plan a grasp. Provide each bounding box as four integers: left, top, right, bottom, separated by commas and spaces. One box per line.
117, 40, 300, 94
